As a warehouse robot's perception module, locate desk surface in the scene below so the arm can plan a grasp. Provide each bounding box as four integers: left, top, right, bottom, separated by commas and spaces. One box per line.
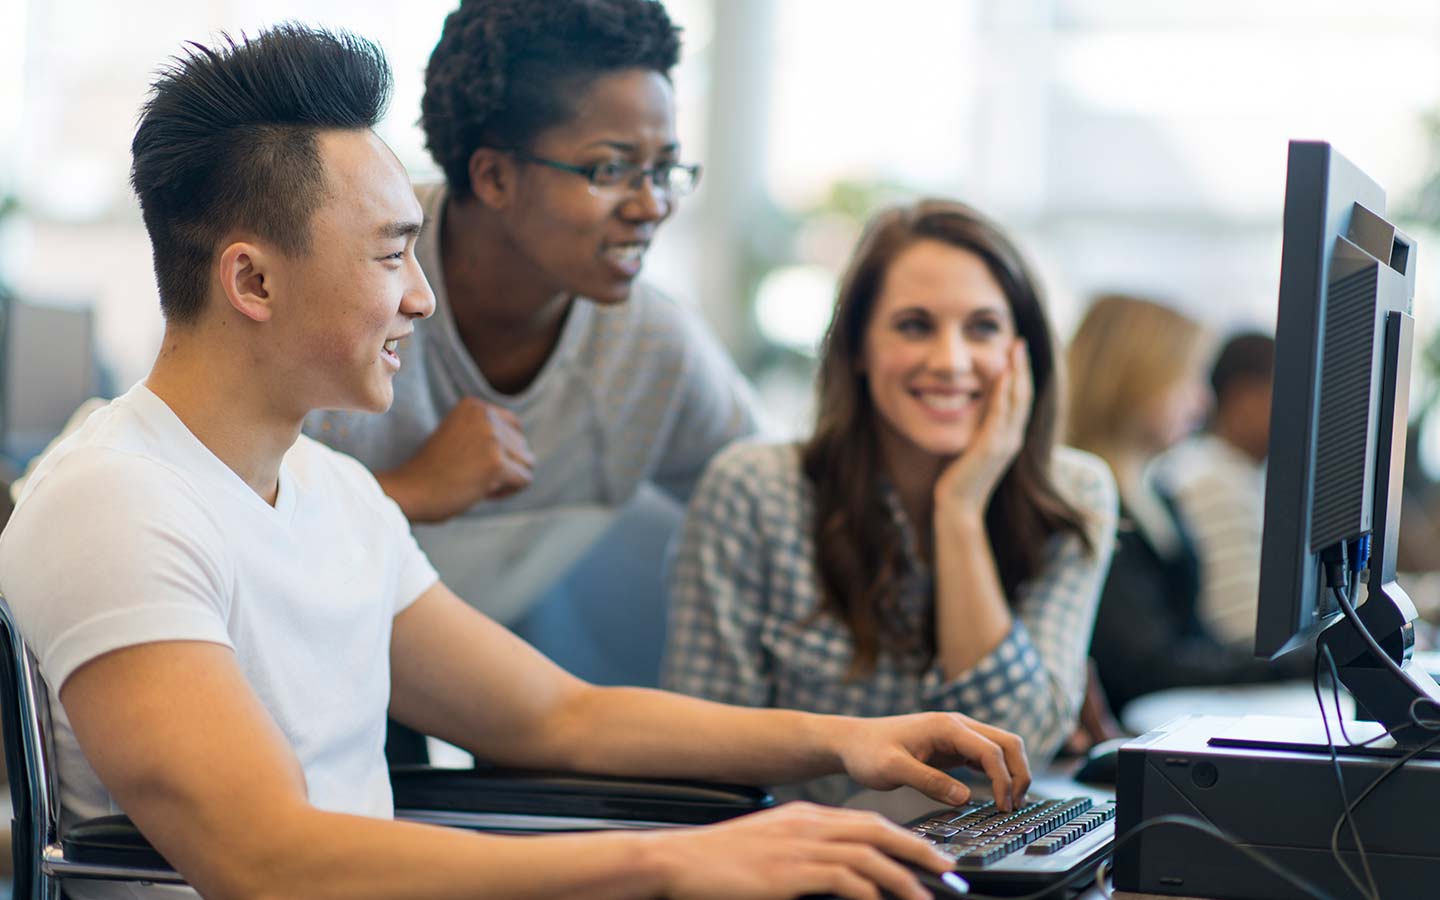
1121, 679, 1355, 735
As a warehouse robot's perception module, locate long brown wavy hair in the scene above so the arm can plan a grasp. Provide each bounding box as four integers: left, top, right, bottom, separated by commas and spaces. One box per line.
801, 199, 1092, 677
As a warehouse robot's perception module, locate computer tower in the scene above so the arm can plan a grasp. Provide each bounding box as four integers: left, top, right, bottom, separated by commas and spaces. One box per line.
1113, 714, 1440, 900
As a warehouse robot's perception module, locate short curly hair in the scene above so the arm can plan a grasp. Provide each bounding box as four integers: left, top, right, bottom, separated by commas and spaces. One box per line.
422, 0, 682, 199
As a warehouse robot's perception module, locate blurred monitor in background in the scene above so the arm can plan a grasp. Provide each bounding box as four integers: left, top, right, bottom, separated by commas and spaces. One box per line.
0, 295, 100, 477
1153, 331, 1275, 651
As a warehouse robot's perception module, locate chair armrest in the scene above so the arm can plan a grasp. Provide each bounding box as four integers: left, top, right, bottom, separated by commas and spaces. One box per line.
390, 765, 773, 829
61, 771, 772, 873
62, 814, 176, 873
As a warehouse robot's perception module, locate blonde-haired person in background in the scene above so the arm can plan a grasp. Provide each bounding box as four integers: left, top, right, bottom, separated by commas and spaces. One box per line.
663, 199, 1118, 798
1067, 294, 1302, 718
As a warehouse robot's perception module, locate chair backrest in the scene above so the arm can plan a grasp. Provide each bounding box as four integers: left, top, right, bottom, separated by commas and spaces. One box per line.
0, 593, 59, 899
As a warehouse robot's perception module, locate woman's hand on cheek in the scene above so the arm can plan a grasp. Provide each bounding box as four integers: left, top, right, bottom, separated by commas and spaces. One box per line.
934, 340, 1033, 522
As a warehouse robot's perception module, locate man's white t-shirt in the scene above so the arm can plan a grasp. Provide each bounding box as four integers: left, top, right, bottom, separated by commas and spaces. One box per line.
0, 384, 439, 898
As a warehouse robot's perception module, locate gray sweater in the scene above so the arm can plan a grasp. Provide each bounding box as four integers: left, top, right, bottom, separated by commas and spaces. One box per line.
306, 184, 762, 623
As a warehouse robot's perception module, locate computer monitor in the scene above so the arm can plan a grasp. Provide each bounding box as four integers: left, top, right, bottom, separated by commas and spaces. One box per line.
0, 293, 98, 469
1256, 140, 1440, 745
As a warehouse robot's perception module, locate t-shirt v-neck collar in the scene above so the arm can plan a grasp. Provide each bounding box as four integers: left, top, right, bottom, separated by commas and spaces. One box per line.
129, 384, 299, 524
417, 183, 593, 407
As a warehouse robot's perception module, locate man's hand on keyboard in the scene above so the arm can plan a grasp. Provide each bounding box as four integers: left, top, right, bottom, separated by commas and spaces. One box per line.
830, 712, 1030, 812
649, 802, 950, 900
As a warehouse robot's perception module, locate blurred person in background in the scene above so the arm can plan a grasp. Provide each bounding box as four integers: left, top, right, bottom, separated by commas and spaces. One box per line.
1153, 331, 1274, 651
663, 199, 1117, 797
1068, 295, 1302, 717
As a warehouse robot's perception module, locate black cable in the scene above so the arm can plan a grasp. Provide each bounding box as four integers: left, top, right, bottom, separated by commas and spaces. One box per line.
1322, 577, 1392, 750
964, 811, 1338, 900
970, 545, 1434, 900
967, 658, 1370, 900
1407, 695, 1440, 730
1068, 814, 1338, 900
1327, 724, 1440, 897
1314, 568, 1387, 899
1324, 566, 1435, 733
1316, 551, 1440, 900
1322, 647, 1392, 750
1315, 641, 1379, 900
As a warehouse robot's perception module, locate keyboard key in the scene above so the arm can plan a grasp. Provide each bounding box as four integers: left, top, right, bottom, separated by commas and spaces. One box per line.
945, 802, 994, 823
914, 824, 961, 839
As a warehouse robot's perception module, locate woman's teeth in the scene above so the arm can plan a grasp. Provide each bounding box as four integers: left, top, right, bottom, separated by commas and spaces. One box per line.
917, 392, 976, 412
383, 339, 399, 353
604, 243, 646, 264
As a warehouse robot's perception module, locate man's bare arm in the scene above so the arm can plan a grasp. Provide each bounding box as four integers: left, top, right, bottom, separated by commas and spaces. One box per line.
389, 583, 1031, 809
61, 640, 952, 900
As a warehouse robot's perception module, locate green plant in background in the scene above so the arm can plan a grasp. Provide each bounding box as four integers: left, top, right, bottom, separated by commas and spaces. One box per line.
1395, 110, 1440, 424
732, 176, 924, 434
746, 177, 919, 360
1384, 114, 1440, 571
812, 178, 915, 225
1400, 110, 1440, 228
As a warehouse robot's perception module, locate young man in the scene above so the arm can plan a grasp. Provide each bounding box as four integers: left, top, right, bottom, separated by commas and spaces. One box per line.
0, 26, 1028, 900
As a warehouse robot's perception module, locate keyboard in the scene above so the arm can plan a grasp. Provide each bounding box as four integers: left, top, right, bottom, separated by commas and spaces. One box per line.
904, 796, 1117, 896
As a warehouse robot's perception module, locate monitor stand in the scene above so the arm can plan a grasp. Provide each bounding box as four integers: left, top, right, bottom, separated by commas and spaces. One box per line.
1317, 578, 1440, 748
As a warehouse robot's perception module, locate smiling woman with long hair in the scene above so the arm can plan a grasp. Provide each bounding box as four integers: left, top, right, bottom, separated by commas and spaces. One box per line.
663, 199, 1117, 778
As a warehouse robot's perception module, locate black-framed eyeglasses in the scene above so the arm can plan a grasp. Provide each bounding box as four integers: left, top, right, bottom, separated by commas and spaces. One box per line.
511, 150, 702, 197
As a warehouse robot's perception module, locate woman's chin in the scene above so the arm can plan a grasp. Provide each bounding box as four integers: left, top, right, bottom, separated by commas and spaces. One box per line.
912, 427, 974, 460
580, 267, 640, 304
903, 436, 971, 464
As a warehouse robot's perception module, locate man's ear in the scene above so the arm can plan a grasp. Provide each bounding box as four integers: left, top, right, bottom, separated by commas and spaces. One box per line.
468, 147, 517, 210
218, 241, 275, 323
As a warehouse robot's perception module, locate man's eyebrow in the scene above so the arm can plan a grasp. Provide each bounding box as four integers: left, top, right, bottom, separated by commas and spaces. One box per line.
378, 220, 424, 240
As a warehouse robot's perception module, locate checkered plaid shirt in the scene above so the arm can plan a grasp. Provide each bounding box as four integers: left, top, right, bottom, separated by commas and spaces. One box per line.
662, 442, 1117, 766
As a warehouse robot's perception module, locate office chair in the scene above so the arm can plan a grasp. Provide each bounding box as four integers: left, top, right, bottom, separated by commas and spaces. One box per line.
0, 596, 770, 897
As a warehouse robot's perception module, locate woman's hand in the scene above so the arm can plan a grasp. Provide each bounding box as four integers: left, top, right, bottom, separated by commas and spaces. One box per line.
934, 340, 1033, 521
376, 397, 534, 523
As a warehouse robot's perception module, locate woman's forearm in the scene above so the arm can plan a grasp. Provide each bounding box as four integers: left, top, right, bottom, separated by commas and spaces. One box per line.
932, 512, 1013, 678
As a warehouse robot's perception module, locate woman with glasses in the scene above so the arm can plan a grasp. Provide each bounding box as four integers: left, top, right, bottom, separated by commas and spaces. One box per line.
662, 200, 1117, 795
307, 0, 760, 629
